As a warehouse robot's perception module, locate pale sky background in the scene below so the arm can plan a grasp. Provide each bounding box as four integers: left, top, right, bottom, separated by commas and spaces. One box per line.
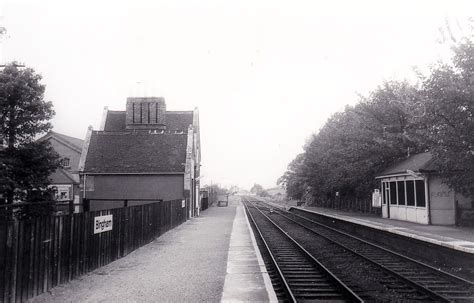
0, 0, 473, 189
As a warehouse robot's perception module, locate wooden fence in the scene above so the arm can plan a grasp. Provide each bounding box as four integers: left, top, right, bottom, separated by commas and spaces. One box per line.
0, 199, 186, 303
312, 197, 382, 215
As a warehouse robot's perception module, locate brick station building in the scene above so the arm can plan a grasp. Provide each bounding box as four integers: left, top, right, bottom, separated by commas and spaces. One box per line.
79, 97, 201, 218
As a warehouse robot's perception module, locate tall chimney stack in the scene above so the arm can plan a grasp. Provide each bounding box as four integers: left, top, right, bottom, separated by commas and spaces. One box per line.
125, 97, 167, 130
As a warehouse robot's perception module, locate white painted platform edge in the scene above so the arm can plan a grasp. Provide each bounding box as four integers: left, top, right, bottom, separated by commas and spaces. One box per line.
243, 201, 279, 303
291, 207, 474, 255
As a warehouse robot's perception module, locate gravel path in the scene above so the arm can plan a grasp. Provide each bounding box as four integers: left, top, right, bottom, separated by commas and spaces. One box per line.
29, 204, 237, 303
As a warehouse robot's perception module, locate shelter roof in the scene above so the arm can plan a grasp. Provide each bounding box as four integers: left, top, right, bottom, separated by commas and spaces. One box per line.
379, 152, 437, 177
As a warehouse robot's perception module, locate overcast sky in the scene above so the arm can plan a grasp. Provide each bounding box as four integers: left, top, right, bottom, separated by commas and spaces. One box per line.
1, 0, 473, 189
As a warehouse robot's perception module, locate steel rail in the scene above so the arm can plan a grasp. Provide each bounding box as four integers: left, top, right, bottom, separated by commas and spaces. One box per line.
241, 197, 297, 302
260, 201, 473, 302
286, 206, 474, 287
245, 198, 364, 302
268, 207, 451, 302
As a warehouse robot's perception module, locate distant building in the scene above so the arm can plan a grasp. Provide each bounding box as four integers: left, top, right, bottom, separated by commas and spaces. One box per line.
266, 186, 286, 200
376, 152, 473, 226
38, 131, 84, 206
79, 97, 201, 218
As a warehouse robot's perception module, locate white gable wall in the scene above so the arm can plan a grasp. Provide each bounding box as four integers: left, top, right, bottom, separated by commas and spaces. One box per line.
429, 176, 455, 225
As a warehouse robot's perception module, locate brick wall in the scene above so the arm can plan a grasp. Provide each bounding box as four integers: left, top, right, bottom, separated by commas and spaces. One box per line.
125, 97, 167, 129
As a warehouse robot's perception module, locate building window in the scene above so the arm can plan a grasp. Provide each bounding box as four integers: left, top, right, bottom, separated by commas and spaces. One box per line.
389, 181, 397, 205
61, 157, 70, 168
132, 103, 136, 123
397, 181, 406, 205
415, 180, 426, 207
406, 180, 415, 206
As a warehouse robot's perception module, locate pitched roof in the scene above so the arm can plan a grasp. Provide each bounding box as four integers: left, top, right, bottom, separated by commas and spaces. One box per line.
165, 111, 194, 131
379, 152, 437, 176
103, 111, 193, 132
104, 111, 126, 131
84, 131, 187, 173
39, 131, 84, 152
50, 168, 80, 184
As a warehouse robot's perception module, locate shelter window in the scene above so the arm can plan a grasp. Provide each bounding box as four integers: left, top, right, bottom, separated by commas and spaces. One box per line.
397, 181, 406, 205
382, 182, 387, 205
415, 180, 426, 207
406, 180, 415, 206
389, 181, 397, 205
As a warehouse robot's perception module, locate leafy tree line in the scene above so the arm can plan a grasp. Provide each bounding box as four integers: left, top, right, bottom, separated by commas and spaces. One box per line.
0, 63, 60, 209
279, 39, 474, 203
250, 183, 270, 197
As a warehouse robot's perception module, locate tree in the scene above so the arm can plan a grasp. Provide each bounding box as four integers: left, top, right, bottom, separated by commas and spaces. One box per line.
258, 190, 270, 197
250, 183, 264, 195
419, 40, 474, 197
280, 80, 426, 205
278, 153, 307, 200
0, 63, 60, 204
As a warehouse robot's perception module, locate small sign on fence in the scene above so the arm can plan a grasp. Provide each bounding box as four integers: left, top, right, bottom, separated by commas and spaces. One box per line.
94, 214, 113, 234
372, 189, 381, 207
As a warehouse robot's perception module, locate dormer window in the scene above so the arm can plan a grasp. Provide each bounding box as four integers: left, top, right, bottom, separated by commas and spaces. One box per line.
61, 157, 70, 168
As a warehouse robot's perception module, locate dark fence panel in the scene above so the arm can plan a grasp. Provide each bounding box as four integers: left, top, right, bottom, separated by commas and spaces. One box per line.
311, 197, 382, 215
0, 199, 186, 303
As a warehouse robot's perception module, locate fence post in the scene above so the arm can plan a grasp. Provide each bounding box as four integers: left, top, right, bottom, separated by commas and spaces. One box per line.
170, 201, 174, 229
83, 199, 90, 212
9, 220, 19, 302
69, 199, 74, 214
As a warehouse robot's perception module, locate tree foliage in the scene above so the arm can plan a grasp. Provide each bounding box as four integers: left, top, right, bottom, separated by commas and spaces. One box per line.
250, 183, 264, 195
0, 63, 54, 147
281, 38, 474, 202
419, 40, 474, 197
277, 153, 307, 200
302, 81, 424, 200
0, 63, 60, 204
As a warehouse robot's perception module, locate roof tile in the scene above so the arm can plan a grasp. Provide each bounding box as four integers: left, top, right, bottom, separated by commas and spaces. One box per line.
380, 152, 437, 176
84, 132, 187, 173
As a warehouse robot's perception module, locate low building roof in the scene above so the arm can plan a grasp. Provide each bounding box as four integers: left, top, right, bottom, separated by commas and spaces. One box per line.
378, 152, 437, 177
50, 168, 80, 184
39, 131, 84, 152
83, 131, 187, 174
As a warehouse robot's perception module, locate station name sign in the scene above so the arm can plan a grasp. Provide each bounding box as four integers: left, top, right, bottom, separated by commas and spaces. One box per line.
94, 214, 113, 234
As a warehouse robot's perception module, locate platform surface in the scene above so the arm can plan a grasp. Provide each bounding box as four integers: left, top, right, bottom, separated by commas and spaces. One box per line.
221, 198, 277, 302
30, 196, 275, 302
291, 205, 474, 254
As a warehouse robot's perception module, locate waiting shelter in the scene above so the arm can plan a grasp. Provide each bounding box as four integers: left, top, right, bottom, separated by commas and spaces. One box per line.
376, 152, 472, 225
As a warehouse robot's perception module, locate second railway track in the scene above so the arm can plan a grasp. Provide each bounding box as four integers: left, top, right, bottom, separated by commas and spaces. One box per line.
243, 197, 474, 302
244, 198, 362, 302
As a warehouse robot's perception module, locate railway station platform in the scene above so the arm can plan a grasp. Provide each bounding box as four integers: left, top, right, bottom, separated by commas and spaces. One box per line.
289, 205, 474, 254
30, 196, 276, 302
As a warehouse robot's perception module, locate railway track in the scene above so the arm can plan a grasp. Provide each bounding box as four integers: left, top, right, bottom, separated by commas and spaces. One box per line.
244, 197, 474, 302
244, 198, 363, 302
